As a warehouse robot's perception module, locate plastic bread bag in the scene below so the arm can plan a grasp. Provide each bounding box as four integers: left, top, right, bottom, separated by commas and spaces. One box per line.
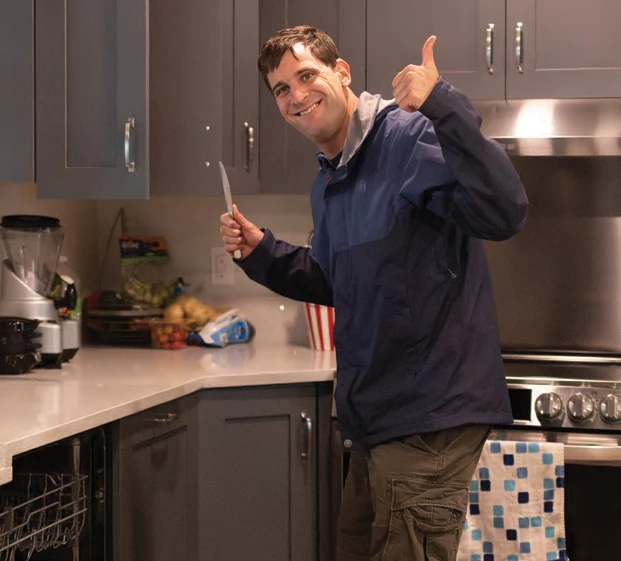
188, 309, 255, 347
119, 235, 174, 307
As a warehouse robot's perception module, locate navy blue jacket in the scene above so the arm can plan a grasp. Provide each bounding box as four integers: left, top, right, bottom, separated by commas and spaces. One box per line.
239, 78, 528, 447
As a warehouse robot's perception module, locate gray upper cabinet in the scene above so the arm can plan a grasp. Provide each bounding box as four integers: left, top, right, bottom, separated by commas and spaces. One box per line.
506, 0, 621, 99
198, 384, 321, 561
257, 0, 342, 194
366, 0, 621, 102
35, 0, 242, 199
113, 395, 199, 561
0, 1, 34, 183
35, 0, 149, 199
367, 0, 506, 101
219, 0, 261, 194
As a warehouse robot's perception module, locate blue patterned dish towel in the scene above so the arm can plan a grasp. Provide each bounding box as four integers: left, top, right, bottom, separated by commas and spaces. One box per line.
457, 439, 568, 561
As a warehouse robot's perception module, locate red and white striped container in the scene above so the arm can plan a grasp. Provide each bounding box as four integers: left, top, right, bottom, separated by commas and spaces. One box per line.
304, 303, 335, 351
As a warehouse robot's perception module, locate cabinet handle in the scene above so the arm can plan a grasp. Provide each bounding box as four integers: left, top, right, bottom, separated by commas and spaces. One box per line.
515, 22, 524, 74
124, 118, 136, 173
301, 412, 312, 462
486, 23, 495, 75
244, 121, 254, 173
152, 413, 178, 424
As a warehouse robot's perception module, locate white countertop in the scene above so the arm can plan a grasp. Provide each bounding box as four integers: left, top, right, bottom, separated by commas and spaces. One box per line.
0, 344, 336, 486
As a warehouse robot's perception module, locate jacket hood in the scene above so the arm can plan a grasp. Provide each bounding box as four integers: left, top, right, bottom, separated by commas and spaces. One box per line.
337, 92, 397, 168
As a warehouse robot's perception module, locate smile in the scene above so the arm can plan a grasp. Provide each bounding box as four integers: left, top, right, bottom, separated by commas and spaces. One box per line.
296, 101, 320, 117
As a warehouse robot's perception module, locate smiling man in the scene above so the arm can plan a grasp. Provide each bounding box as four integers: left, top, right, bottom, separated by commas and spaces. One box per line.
220, 25, 528, 561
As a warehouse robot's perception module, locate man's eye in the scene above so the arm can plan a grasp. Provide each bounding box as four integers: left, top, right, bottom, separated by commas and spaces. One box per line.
275, 86, 288, 97
302, 72, 314, 81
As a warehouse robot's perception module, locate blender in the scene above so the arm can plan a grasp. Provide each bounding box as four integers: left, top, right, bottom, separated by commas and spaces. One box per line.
0, 215, 80, 367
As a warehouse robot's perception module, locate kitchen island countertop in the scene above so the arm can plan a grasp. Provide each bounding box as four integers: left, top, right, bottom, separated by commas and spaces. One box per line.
0, 343, 336, 485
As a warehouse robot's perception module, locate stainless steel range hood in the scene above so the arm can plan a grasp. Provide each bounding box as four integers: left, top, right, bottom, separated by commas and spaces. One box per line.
474, 98, 621, 156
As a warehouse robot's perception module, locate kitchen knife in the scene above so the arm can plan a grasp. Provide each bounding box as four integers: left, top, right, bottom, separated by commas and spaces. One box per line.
218, 161, 242, 259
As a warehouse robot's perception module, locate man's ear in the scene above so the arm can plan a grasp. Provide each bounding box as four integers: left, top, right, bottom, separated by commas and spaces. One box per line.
334, 58, 352, 87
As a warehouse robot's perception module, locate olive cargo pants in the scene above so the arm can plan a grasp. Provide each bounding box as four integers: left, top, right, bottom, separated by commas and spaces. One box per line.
337, 425, 490, 561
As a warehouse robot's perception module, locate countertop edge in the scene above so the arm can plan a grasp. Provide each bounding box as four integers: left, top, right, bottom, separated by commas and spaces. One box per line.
0, 466, 11, 487
1, 368, 334, 485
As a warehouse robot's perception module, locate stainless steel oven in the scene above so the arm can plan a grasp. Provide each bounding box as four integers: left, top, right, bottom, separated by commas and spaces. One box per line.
497, 359, 621, 561
0, 427, 111, 561
482, 156, 621, 561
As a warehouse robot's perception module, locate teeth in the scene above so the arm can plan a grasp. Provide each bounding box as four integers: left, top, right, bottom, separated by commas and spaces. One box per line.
298, 103, 319, 116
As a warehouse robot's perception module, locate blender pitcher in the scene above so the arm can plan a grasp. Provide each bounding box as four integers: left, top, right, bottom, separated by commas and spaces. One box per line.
1, 215, 64, 297
0, 215, 67, 368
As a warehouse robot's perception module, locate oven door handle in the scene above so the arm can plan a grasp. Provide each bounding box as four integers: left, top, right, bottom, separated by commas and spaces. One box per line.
565, 445, 621, 466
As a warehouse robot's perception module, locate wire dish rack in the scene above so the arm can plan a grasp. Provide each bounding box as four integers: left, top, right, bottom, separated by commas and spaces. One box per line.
0, 473, 87, 561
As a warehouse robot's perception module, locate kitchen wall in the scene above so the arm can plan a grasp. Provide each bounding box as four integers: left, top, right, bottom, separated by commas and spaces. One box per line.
0, 184, 319, 346
96, 194, 316, 346
0, 183, 100, 290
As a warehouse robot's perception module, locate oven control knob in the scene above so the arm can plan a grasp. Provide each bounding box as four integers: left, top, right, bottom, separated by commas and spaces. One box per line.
567, 393, 595, 422
599, 394, 621, 423
535, 392, 564, 422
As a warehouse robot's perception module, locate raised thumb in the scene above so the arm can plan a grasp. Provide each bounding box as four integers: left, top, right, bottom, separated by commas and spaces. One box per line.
422, 35, 437, 67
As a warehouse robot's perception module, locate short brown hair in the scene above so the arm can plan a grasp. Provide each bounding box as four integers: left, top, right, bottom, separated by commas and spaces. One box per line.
258, 25, 339, 89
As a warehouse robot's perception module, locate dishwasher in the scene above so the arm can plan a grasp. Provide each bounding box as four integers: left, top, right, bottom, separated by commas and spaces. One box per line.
0, 427, 111, 561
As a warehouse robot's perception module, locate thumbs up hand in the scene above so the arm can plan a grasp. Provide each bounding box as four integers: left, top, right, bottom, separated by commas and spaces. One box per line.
392, 36, 440, 112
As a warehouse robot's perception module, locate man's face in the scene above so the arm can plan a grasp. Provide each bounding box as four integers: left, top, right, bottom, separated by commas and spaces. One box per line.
267, 44, 351, 148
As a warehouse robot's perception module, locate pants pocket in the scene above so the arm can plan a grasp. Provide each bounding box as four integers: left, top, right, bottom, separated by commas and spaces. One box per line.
382, 478, 467, 561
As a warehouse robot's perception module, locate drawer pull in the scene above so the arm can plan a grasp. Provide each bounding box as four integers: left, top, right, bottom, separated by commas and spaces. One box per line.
301, 412, 312, 462
152, 413, 178, 424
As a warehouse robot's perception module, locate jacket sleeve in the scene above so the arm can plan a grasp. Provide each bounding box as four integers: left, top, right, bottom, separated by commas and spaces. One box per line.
398, 78, 528, 241
235, 229, 334, 306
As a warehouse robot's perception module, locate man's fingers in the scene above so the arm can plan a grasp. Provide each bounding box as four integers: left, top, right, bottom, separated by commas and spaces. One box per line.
421, 36, 437, 68
392, 64, 415, 88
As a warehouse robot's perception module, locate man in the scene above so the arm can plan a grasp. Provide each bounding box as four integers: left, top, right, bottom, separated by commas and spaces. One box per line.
220, 25, 527, 561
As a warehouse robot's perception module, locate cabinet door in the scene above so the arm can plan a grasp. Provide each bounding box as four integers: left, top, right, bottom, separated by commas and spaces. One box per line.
148, 0, 224, 197
198, 385, 318, 561
219, 0, 261, 195
0, 1, 34, 183
258, 0, 340, 194
507, 0, 621, 99
35, 0, 148, 199
366, 0, 506, 101
113, 395, 198, 561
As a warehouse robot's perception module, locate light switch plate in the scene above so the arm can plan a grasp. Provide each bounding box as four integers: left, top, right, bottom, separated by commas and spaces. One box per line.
211, 247, 235, 285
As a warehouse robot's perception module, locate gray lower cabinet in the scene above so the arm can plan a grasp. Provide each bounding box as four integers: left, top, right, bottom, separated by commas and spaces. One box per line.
112, 394, 199, 561
366, 0, 506, 102
113, 383, 332, 561
506, 0, 621, 99
198, 383, 332, 561
0, 0, 34, 183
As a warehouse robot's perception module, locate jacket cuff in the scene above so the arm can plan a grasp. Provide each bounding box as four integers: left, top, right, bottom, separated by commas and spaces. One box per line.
235, 228, 275, 274
418, 77, 461, 120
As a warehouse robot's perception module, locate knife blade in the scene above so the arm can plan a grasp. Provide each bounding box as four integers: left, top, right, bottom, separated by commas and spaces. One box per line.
218, 161, 242, 259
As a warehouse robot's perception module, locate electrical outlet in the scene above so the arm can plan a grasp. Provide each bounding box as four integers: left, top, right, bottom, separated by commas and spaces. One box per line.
211, 247, 235, 285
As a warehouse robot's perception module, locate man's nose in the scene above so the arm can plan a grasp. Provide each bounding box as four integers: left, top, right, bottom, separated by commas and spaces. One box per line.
289, 83, 308, 105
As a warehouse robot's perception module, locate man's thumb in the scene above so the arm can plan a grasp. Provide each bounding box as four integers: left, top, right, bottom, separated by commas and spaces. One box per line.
422, 35, 437, 67
232, 204, 250, 227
